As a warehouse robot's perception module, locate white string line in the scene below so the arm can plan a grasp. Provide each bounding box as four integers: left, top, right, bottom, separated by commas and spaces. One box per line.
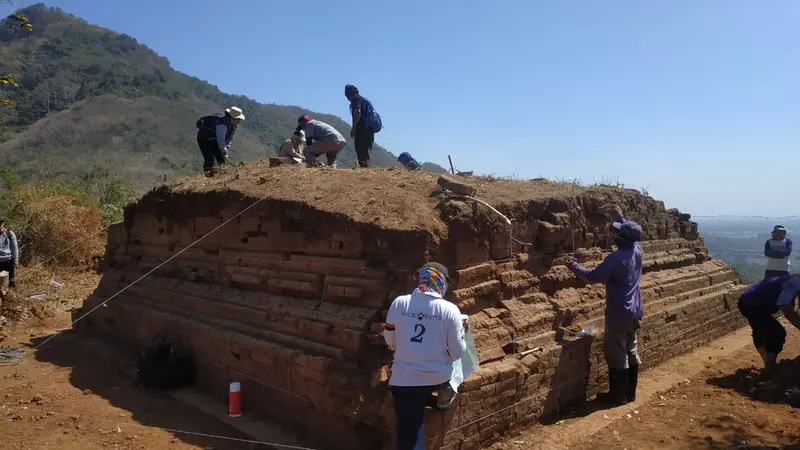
6, 252, 744, 443
3, 196, 739, 437
0, 195, 270, 371
35, 410, 317, 450
172, 301, 744, 440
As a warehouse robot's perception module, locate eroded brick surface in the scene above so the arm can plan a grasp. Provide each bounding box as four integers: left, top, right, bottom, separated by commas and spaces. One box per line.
77, 187, 744, 450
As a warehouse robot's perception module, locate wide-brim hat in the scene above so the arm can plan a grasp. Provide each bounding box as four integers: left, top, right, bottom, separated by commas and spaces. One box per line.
226, 106, 245, 120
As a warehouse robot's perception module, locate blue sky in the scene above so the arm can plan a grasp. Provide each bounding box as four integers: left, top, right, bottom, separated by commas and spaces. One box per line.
3, 1, 799, 216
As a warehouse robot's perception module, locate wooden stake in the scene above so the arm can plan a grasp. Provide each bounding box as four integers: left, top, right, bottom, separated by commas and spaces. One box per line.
448, 155, 455, 174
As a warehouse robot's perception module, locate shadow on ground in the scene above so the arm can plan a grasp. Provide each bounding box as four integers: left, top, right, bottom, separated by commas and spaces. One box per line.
687, 413, 800, 449
706, 355, 800, 406
31, 330, 255, 450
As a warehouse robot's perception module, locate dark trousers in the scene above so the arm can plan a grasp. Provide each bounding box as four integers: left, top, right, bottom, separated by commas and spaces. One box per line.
354, 128, 375, 168
197, 137, 224, 174
739, 304, 786, 355
0, 259, 15, 287
391, 385, 437, 450
765, 269, 789, 279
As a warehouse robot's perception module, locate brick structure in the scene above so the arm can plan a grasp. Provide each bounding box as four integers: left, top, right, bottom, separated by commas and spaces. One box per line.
74, 168, 746, 450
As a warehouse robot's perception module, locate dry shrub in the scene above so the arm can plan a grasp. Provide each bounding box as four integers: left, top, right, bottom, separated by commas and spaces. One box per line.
0, 262, 102, 328
10, 189, 105, 267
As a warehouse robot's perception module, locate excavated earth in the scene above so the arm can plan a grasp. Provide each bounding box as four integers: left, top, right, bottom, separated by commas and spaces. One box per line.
74, 164, 749, 450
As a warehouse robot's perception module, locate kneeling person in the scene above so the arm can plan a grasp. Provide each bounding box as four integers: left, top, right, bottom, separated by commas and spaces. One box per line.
296, 115, 346, 167
737, 274, 800, 374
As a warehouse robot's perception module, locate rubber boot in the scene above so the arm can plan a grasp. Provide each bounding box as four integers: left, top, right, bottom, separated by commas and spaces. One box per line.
596, 369, 628, 406
626, 365, 639, 402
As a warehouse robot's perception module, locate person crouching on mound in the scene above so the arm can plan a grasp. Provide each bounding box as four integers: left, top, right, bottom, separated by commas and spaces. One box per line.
278, 130, 306, 164
568, 204, 644, 406
737, 274, 800, 376
383, 262, 466, 450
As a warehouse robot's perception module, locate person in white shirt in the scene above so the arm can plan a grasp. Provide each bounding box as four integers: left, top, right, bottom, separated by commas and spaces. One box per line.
764, 225, 793, 278
278, 130, 306, 164
383, 262, 466, 450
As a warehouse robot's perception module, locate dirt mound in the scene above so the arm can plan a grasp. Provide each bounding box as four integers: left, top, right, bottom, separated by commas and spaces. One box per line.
150, 164, 663, 245
162, 165, 580, 233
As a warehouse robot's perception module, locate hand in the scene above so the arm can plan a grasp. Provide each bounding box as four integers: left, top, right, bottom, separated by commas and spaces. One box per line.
350, 127, 356, 138
602, 204, 623, 217
462, 317, 470, 332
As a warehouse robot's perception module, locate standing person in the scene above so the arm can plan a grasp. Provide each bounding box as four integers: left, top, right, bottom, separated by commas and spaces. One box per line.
737, 274, 800, 375
196, 106, 245, 176
397, 152, 421, 171
278, 130, 306, 164
296, 115, 347, 167
0, 217, 19, 289
568, 205, 644, 406
383, 262, 467, 450
344, 84, 382, 168
764, 225, 792, 278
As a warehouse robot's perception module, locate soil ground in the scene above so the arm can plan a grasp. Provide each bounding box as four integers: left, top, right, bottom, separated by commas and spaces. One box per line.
1, 269, 798, 449
161, 165, 608, 235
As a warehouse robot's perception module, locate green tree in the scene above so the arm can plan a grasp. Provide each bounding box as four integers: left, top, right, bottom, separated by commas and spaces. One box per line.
1, 0, 32, 105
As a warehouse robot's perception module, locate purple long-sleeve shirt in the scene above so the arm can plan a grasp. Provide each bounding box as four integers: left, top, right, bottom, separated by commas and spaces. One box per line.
568, 213, 644, 321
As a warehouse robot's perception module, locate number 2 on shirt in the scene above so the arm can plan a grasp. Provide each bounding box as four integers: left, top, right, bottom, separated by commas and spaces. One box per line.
410, 324, 426, 343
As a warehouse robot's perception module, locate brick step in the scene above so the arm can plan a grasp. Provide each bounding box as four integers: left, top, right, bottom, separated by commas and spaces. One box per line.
508, 329, 559, 354
116, 244, 389, 279
639, 285, 745, 347
99, 270, 377, 331
643, 280, 740, 315
638, 238, 702, 254
77, 297, 379, 446
99, 269, 383, 322
555, 278, 738, 328
90, 286, 366, 354
452, 279, 502, 303
123, 295, 352, 360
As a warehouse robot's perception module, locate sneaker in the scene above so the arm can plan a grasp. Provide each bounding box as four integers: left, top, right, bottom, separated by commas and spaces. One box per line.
436, 385, 457, 410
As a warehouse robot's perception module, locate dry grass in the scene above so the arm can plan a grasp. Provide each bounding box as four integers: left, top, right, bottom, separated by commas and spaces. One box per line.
0, 263, 101, 329
8, 190, 105, 267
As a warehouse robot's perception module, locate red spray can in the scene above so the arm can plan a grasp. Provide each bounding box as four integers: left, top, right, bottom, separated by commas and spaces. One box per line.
229, 381, 242, 417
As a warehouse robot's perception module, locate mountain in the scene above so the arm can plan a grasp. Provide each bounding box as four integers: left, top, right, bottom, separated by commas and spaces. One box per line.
0, 4, 447, 185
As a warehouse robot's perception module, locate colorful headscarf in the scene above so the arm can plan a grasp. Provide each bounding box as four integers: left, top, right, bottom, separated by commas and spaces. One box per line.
418, 264, 447, 296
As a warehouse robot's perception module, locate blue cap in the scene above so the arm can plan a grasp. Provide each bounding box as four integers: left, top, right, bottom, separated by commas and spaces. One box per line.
612, 220, 643, 243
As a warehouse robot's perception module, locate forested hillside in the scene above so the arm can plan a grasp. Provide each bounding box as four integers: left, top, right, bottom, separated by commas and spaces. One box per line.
0, 4, 445, 185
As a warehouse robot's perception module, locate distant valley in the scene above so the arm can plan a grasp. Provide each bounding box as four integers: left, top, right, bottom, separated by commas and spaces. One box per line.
699, 217, 800, 283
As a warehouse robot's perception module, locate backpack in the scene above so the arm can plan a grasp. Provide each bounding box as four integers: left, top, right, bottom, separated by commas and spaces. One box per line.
136, 336, 198, 390
196, 114, 221, 130
361, 98, 383, 133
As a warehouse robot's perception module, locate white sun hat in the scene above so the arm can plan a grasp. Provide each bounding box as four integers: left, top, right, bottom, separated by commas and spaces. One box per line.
225, 106, 245, 120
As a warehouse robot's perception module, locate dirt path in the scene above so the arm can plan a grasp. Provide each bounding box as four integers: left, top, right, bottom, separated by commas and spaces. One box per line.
492, 326, 800, 450
0, 314, 253, 450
